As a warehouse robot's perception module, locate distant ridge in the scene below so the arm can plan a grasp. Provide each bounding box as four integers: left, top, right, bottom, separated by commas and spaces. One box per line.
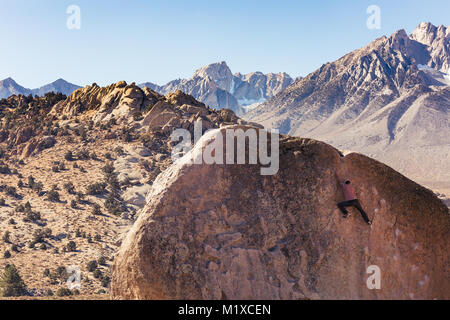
0, 77, 81, 99
139, 61, 296, 116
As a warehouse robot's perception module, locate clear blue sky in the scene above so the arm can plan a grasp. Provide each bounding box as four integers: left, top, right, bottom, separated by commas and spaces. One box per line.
0, 0, 448, 88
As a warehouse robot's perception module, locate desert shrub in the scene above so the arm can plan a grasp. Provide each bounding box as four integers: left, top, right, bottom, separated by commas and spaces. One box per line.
51, 165, 59, 173
114, 146, 124, 156
105, 152, 112, 160
94, 234, 101, 242
31, 228, 51, 244
3, 251, 11, 258
11, 244, 19, 252
104, 194, 122, 216
54, 266, 68, 281
0, 198, 5, 206
46, 289, 54, 296
43, 269, 50, 277
30, 180, 43, 194
86, 260, 98, 272
27, 175, 35, 187
5, 186, 17, 197
17, 180, 23, 188
25, 210, 41, 222
70, 199, 77, 209
64, 182, 75, 194
75, 149, 90, 160
0, 164, 10, 174
0, 264, 27, 297
93, 269, 103, 279
66, 240, 76, 252
98, 256, 106, 266
24, 201, 31, 213
122, 132, 133, 142
56, 287, 72, 297
64, 150, 74, 161
86, 182, 107, 196
101, 276, 111, 288
76, 192, 85, 203
91, 204, 102, 216
47, 189, 60, 202
139, 159, 152, 171
2, 231, 10, 243
102, 163, 115, 175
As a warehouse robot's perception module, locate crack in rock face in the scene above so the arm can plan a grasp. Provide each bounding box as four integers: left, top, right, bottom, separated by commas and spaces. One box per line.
111, 125, 449, 300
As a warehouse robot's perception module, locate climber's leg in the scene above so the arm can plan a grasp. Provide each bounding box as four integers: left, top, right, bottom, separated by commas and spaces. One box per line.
354, 200, 371, 225
338, 200, 353, 217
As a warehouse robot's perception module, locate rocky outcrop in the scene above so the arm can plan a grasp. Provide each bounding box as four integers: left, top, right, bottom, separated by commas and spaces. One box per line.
50, 81, 164, 123
138, 90, 259, 136
20, 136, 56, 158
244, 22, 450, 195
111, 126, 449, 300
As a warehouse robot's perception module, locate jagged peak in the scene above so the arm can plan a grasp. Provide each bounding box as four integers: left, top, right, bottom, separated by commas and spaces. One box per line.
410, 22, 448, 44
414, 22, 438, 34
193, 61, 232, 78
165, 89, 206, 108
0, 77, 18, 85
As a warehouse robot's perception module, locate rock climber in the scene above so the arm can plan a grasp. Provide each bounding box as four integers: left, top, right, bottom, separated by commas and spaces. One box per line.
337, 180, 372, 225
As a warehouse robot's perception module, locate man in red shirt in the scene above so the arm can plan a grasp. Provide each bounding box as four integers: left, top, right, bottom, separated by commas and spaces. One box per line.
338, 180, 372, 225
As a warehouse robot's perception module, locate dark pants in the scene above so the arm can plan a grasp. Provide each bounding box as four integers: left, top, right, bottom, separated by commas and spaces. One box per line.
338, 199, 370, 224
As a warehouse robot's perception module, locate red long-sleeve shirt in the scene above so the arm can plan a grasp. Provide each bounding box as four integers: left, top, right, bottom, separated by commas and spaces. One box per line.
341, 182, 357, 201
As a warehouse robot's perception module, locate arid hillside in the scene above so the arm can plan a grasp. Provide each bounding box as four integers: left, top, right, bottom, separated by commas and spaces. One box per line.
0, 82, 255, 298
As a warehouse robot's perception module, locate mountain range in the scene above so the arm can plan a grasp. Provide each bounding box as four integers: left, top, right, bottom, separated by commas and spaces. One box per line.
139, 61, 297, 115
0, 77, 81, 99
245, 22, 450, 194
